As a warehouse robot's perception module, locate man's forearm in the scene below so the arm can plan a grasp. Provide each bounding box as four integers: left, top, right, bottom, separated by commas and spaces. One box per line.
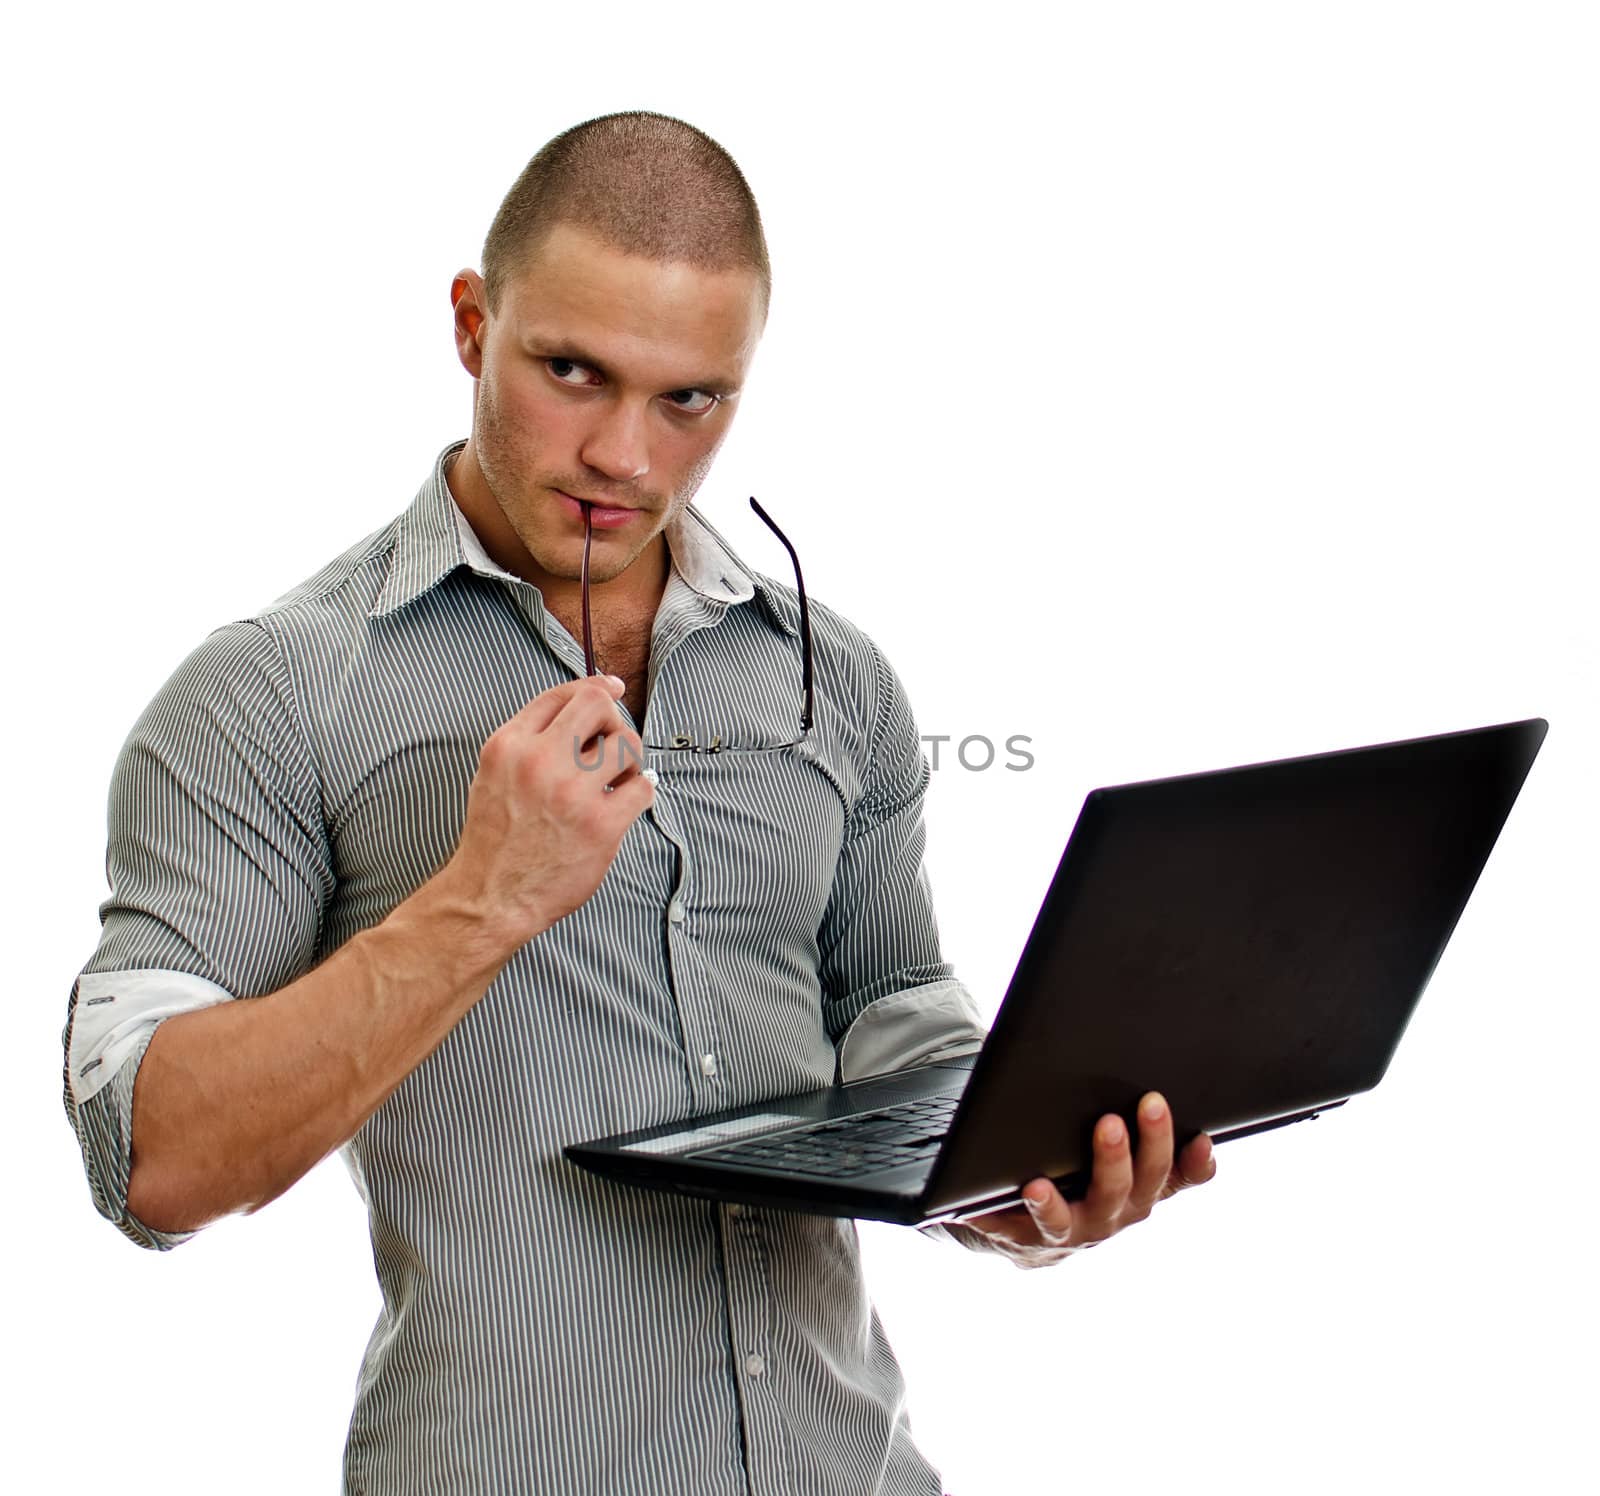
121, 673, 650, 1237
124, 868, 517, 1234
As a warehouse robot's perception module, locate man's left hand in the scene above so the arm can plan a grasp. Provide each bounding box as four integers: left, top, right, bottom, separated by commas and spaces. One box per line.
951, 1092, 1216, 1268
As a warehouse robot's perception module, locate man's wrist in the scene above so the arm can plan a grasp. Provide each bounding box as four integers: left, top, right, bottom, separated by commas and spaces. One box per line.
386, 861, 529, 991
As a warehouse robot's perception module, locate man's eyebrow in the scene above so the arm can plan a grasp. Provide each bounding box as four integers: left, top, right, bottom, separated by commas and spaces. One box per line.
523, 336, 741, 397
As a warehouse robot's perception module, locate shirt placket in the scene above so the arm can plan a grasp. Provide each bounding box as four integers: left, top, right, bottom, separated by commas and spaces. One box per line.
637, 778, 725, 1106
643, 588, 793, 1496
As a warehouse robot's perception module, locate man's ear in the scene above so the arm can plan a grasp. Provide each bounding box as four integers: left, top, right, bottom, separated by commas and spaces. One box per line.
451, 270, 488, 377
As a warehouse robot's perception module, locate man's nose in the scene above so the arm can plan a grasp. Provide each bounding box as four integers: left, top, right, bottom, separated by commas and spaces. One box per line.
580, 400, 650, 483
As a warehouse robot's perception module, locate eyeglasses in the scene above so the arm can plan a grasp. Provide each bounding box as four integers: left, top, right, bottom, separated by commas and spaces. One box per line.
581, 497, 815, 754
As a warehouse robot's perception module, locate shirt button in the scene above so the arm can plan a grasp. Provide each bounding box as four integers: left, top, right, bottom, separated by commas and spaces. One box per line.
700, 1052, 718, 1078
668, 901, 686, 924
728, 1203, 744, 1219
744, 1354, 765, 1378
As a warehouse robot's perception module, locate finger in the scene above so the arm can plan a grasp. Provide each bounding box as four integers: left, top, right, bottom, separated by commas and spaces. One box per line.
1176, 1133, 1217, 1189
1019, 1178, 1076, 1247
603, 748, 650, 791
544, 681, 639, 769
602, 729, 651, 789
585, 725, 650, 791
1157, 1134, 1217, 1201
1130, 1092, 1176, 1210
596, 763, 656, 822
1078, 1112, 1135, 1233
510, 673, 626, 737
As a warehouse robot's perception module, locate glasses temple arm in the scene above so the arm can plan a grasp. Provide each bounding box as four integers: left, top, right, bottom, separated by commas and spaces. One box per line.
748, 497, 814, 732
581, 503, 597, 676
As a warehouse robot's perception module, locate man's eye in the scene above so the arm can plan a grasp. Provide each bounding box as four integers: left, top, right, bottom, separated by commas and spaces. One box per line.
665, 388, 719, 415
547, 358, 596, 386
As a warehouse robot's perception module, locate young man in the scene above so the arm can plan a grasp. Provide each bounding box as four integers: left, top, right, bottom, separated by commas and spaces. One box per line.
64, 111, 1214, 1494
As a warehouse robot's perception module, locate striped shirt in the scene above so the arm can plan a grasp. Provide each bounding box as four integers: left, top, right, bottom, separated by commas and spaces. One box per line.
63, 440, 987, 1495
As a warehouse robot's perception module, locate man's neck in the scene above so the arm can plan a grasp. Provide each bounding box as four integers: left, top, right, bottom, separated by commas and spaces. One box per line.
538, 535, 671, 645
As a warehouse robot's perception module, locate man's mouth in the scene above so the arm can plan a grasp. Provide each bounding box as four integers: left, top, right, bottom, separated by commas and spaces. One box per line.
555, 490, 641, 530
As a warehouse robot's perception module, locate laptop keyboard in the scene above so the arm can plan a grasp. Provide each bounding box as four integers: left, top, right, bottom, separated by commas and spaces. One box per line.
694, 1094, 961, 1179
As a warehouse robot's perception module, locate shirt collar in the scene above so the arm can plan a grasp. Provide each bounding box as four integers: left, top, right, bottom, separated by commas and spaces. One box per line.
371, 440, 798, 637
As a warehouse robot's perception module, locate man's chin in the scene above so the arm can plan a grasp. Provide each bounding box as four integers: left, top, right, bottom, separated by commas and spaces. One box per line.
587, 540, 663, 585
526, 532, 663, 587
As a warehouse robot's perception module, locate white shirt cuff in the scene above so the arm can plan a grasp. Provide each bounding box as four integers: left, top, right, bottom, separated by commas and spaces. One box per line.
69, 968, 236, 1107
836, 978, 987, 1084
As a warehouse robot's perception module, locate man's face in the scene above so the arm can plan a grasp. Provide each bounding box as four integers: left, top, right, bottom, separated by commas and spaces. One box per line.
454, 222, 766, 588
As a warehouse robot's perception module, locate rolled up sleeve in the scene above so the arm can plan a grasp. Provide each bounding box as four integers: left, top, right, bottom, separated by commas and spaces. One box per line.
62, 620, 333, 1249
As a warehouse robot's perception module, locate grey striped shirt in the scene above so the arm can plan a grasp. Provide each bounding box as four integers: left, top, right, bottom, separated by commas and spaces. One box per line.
63, 440, 987, 1495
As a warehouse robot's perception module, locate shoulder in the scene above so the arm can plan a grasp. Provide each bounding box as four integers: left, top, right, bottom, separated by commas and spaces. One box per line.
127, 516, 403, 764
249, 514, 402, 650
754, 566, 888, 666
169, 512, 410, 722
749, 572, 917, 758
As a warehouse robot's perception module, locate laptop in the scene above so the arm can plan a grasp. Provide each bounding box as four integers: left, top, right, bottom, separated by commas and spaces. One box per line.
564, 718, 1548, 1225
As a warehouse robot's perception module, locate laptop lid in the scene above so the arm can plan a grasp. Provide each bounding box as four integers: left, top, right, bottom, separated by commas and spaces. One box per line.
920, 716, 1549, 1217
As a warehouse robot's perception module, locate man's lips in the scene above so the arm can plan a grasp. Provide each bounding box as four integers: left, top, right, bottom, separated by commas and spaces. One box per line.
555, 490, 641, 529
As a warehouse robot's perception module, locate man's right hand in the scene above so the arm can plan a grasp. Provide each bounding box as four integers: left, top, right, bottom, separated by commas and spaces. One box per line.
441, 674, 655, 956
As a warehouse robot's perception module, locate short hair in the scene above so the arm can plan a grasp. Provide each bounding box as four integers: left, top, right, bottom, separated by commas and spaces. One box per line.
481, 111, 770, 319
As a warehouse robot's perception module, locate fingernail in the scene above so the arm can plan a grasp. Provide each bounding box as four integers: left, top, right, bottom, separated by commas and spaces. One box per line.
1142, 1095, 1164, 1123
606, 674, 626, 691
1101, 1118, 1124, 1146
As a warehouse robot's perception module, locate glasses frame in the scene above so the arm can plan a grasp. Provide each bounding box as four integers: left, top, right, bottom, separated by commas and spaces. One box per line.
581, 496, 814, 755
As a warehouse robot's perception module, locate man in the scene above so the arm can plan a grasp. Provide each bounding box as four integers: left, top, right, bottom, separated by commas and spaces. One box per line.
63, 111, 1215, 1493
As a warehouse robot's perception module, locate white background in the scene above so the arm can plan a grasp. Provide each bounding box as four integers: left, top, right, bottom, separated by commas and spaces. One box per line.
5, 3, 1595, 1492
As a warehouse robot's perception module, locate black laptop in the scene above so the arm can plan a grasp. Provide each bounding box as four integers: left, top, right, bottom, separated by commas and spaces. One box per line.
564, 718, 1547, 1225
